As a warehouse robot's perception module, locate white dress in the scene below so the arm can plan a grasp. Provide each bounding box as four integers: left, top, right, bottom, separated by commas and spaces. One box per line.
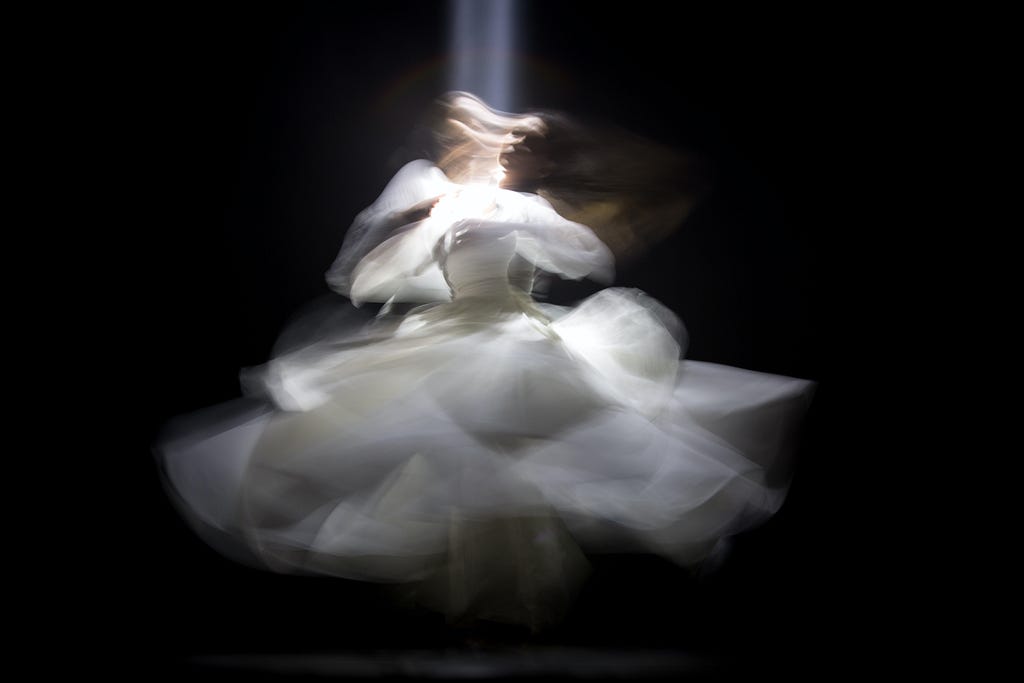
158, 160, 814, 631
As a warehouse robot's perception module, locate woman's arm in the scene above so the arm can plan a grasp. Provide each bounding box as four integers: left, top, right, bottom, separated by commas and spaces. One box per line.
327, 161, 453, 303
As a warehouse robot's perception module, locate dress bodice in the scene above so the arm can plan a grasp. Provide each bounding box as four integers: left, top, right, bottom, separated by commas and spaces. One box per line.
332, 162, 614, 307
442, 226, 518, 300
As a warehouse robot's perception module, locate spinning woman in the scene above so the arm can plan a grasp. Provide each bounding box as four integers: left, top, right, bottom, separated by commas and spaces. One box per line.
158, 92, 814, 631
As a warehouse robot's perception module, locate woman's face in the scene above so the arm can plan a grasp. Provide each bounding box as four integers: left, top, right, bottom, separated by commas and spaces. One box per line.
500, 133, 551, 190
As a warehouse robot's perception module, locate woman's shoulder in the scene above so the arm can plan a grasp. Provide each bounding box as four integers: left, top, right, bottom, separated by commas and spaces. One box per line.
394, 159, 445, 178
371, 160, 451, 210
388, 159, 451, 191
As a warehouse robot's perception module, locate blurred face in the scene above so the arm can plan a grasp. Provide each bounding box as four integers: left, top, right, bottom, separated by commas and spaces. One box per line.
500, 133, 551, 190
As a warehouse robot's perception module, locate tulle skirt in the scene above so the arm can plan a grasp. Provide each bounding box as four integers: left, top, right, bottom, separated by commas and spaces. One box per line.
157, 288, 813, 630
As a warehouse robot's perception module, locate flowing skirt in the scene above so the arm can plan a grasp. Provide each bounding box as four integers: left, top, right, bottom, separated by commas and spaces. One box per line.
157, 288, 813, 630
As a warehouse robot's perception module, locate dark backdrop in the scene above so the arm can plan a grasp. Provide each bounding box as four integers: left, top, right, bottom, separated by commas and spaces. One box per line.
106, 1, 857, 675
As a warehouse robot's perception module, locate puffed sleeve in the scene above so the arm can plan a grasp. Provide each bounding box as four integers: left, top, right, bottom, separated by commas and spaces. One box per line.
498, 191, 615, 284
326, 160, 453, 304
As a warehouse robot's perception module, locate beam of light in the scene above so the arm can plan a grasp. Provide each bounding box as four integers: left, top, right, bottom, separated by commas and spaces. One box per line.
450, 0, 516, 111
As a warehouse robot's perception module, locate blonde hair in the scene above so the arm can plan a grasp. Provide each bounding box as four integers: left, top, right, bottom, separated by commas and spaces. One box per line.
435, 92, 546, 185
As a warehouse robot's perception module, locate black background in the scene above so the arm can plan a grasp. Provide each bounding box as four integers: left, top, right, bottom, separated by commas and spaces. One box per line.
93, 1, 865, 675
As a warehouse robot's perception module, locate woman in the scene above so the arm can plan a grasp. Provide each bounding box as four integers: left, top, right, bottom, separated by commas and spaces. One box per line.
157, 92, 814, 632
